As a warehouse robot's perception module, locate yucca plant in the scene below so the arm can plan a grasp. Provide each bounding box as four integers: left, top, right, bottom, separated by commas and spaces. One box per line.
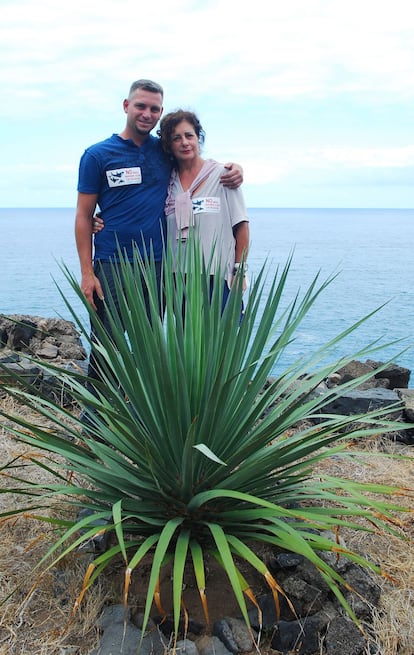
0, 238, 412, 651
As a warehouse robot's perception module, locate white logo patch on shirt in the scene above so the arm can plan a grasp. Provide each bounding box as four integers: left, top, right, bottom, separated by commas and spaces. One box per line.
106, 167, 142, 187
192, 197, 221, 214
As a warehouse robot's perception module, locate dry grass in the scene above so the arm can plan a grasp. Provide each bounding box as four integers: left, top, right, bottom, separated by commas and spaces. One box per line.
0, 397, 414, 654
313, 434, 414, 655
0, 396, 111, 655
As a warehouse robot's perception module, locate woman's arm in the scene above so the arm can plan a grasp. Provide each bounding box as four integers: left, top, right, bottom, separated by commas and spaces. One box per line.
232, 220, 250, 290
233, 221, 249, 263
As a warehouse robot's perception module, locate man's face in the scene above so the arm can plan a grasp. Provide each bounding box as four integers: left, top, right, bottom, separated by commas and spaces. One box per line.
124, 88, 163, 136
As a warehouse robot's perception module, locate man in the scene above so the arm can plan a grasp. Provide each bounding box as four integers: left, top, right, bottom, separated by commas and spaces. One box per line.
75, 79, 243, 406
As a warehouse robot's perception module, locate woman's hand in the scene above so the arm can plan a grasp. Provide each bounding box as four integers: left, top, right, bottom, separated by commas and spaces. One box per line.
92, 213, 104, 234
231, 271, 249, 293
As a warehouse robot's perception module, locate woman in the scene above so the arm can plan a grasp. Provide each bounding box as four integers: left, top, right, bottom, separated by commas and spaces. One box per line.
159, 110, 250, 308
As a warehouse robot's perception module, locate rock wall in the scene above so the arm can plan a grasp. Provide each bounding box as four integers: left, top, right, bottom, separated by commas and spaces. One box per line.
0, 314, 87, 404
0, 314, 87, 362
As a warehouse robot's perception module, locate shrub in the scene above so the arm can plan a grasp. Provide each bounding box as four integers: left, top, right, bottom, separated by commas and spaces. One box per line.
0, 241, 412, 651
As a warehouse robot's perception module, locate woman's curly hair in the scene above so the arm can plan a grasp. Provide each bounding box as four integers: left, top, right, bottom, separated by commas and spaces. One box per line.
158, 109, 205, 156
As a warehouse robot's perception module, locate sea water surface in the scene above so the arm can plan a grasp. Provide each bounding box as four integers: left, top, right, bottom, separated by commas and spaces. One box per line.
1, 207, 413, 385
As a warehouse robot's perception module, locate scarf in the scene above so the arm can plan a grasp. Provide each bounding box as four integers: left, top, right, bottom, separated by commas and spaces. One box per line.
165, 159, 219, 239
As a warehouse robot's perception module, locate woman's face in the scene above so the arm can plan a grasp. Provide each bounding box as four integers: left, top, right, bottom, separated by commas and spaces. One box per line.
170, 120, 200, 164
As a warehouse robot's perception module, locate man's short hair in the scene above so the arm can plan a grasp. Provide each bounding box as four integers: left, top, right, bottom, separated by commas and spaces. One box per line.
129, 79, 164, 99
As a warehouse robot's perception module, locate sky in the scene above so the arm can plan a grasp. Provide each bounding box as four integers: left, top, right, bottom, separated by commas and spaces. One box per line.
1, 0, 414, 209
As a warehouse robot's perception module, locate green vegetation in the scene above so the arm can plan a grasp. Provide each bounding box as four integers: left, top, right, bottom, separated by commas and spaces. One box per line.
0, 241, 412, 651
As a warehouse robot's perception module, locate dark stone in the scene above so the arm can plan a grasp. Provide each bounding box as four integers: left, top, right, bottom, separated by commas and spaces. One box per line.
174, 639, 199, 655
153, 615, 204, 636
271, 615, 324, 654
322, 388, 402, 418
318, 547, 351, 574
0, 358, 42, 386
392, 428, 414, 444
212, 619, 240, 654
222, 617, 256, 652
196, 635, 232, 655
268, 552, 305, 571
282, 574, 327, 616
248, 593, 278, 629
335, 360, 376, 385
333, 359, 411, 391
92, 606, 165, 655
324, 616, 366, 655
7, 319, 37, 350
77, 508, 111, 553
395, 389, 414, 422
371, 362, 411, 389
342, 564, 381, 620
90, 605, 142, 655
0, 352, 20, 364
292, 557, 332, 597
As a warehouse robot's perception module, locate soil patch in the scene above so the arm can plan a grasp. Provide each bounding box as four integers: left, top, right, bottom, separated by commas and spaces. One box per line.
103, 550, 269, 627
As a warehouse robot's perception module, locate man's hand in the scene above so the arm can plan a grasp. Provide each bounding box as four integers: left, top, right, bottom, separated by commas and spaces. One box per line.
81, 271, 104, 311
220, 163, 243, 189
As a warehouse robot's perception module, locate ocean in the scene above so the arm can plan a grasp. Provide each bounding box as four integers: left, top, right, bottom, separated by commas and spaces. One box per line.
1, 207, 413, 386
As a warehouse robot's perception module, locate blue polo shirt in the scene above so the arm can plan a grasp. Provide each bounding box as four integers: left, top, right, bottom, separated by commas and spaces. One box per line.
77, 134, 172, 261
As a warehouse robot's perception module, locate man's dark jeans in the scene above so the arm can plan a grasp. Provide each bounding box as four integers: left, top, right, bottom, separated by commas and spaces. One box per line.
86, 258, 164, 385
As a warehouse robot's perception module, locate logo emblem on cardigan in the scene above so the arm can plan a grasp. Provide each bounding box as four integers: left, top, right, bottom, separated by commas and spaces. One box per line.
193, 197, 220, 213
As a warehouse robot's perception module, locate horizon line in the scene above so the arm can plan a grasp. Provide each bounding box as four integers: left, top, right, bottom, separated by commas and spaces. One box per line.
0, 206, 413, 212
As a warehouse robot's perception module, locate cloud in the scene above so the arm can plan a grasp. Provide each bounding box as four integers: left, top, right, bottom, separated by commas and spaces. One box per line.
317, 145, 414, 169
243, 145, 414, 187
2, 0, 414, 115
1, 0, 413, 208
